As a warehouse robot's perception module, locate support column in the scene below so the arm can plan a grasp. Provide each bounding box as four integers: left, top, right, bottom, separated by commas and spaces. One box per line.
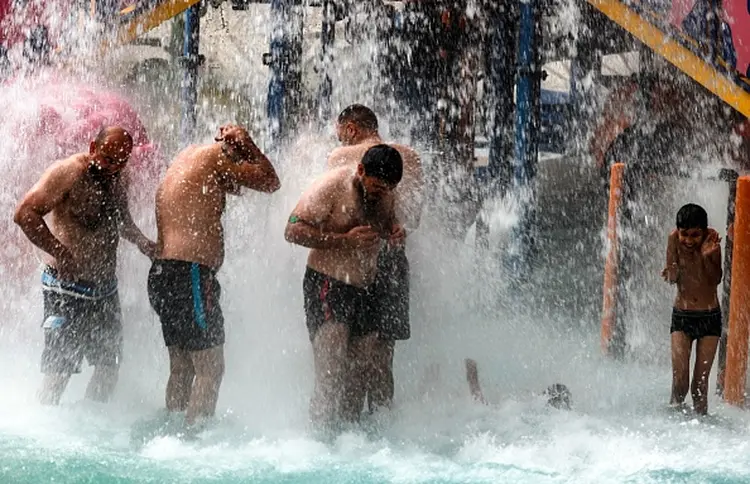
179, 3, 200, 145
507, 0, 542, 279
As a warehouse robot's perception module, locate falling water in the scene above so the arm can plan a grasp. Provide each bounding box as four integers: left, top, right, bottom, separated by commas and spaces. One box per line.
1, 1, 750, 483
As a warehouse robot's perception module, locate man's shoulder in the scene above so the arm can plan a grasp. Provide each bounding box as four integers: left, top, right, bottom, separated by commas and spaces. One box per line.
327, 145, 365, 168
389, 143, 419, 159
46, 153, 87, 179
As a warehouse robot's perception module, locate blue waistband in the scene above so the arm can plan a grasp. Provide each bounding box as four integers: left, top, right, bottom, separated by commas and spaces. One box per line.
41, 267, 117, 300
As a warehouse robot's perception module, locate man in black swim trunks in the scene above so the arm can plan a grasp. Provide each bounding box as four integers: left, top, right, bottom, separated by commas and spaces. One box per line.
14, 126, 156, 405
148, 124, 279, 426
286, 144, 404, 428
327, 105, 423, 412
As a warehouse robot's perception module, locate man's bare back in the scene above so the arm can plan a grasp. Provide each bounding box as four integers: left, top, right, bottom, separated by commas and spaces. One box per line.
155, 125, 280, 270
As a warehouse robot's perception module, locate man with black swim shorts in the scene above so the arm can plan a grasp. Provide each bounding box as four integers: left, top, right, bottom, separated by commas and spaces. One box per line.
286, 144, 404, 427
327, 104, 423, 412
14, 126, 156, 405
149, 124, 279, 426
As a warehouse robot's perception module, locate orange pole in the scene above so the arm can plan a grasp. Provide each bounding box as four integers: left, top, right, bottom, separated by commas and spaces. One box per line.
601, 163, 625, 355
725, 176, 750, 406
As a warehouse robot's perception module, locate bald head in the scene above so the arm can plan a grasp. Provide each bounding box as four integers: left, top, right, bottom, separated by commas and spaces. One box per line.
94, 126, 133, 150
89, 126, 134, 175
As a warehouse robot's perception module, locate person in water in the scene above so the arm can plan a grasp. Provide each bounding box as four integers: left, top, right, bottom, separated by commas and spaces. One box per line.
661, 203, 722, 415
147, 124, 279, 427
285, 144, 403, 429
327, 104, 423, 414
465, 359, 572, 410
14, 126, 156, 405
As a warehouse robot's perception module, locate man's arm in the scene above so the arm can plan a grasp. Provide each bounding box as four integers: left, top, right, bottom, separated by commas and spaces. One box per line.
225, 150, 280, 194
284, 175, 378, 250
465, 359, 487, 405
112, 174, 156, 258
13, 160, 81, 261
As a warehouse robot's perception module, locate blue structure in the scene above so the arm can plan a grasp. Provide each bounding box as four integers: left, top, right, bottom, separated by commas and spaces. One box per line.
179, 3, 200, 145
317, 0, 335, 125
507, 0, 542, 278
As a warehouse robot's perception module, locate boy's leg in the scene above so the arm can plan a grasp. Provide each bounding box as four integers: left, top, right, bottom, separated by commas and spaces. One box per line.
670, 331, 692, 406
691, 336, 720, 415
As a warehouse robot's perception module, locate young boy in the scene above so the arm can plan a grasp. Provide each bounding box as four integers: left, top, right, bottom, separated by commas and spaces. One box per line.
661, 203, 723, 415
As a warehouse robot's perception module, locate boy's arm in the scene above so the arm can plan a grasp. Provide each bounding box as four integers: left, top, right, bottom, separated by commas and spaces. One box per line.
702, 228, 723, 285
662, 229, 679, 283
465, 358, 488, 404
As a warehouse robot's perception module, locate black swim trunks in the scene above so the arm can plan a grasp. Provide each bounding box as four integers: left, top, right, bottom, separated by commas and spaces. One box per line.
671, 307, 722, 341
303, 267, 379, 341
374, 245, 410, 341
147, 259, 225, 351
40, 265, 122, 374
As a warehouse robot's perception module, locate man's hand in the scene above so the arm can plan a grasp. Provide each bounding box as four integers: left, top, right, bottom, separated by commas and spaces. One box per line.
344, 226, 380, 249
138, 239, 157, 260
388, 224, 406, 247
702, 230, 721, 258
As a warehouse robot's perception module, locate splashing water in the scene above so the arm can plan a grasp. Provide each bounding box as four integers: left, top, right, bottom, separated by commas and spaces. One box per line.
2, 3, 750, 484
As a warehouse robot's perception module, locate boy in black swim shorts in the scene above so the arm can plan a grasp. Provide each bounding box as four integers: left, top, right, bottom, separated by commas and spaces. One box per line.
661, 203, 723, 415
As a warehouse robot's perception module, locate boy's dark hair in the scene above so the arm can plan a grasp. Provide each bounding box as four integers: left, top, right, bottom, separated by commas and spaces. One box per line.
361, 144, 403, 186
338, 104, 378, 131
676, 203, 708, 230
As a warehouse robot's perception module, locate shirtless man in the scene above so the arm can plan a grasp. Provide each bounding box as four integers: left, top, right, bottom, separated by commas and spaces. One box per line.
147, 124, 279, 426
285, 144, 404, 428
14, 126, 156, 405
327, 104, 423, 412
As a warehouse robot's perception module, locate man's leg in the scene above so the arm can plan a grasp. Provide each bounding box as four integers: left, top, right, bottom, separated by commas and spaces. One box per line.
166, 346, 195, 412
342, 332, 379, 422
85, 364, 119, 402
367, 339, 395, 413
310, 322, 349, 427
692, 336, 719, 415
39, 374, 72, 405
186, 345, 224, 425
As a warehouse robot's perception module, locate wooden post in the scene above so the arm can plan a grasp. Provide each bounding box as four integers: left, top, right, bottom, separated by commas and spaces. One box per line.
601, 162, 625, 355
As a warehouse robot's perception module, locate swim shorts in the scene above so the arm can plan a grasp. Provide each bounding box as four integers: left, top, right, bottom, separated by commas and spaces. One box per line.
303, 267, 379, 341
671, 307, 722, 341
374, 245, 410, 341
40, 265, 122, 374
147, 259, 225, 351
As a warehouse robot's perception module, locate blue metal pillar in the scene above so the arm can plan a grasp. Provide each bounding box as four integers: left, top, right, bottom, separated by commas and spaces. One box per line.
476, 0, 517, 248
507, 0, 541, 278
180, 3, 201, 145
267, 0, 288, 144
317, 0, 335, 125
267, 0, 302, 145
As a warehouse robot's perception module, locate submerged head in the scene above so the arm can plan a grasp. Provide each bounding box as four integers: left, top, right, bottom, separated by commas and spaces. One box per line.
356, 144, 403, 201
88, 126, 133, 176
337, 104, 378, 145
544, 383, 572, 410
676, 203, 708, 250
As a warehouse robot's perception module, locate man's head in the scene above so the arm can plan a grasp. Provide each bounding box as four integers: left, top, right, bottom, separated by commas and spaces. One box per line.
356, 144, 403, 200
676, 203, 708, 250
336, 104, 378, 146
215, 124, 257, 164
544, 383, 572, 410
89, 126, 134, 176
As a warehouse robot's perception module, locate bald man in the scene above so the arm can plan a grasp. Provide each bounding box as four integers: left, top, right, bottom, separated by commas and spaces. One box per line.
148, 124, 280, 427
14, 126, 156, 405
328, 104, 424, 412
